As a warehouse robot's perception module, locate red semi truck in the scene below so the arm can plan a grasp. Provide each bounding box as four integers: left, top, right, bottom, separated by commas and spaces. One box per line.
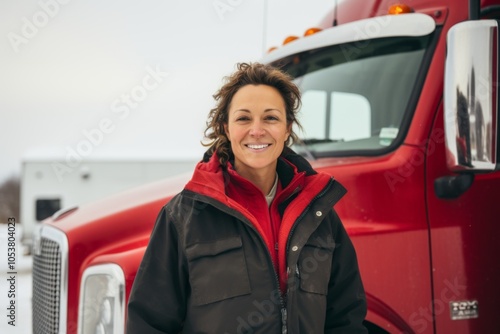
32, 0, 500, 333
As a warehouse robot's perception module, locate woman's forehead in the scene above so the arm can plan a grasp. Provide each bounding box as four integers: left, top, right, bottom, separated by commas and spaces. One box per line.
229, 85, 285, 109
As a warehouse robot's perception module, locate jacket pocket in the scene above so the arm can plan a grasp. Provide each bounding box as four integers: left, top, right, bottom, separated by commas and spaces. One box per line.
186, 236, 251, 305
298, 239, 335, 295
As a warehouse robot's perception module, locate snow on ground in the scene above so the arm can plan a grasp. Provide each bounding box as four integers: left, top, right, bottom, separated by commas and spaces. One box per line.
0, 224, 33, 334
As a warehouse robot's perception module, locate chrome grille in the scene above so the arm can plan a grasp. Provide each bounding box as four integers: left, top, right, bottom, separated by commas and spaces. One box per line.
32, 226, 68, 334
33, 237, 61, 333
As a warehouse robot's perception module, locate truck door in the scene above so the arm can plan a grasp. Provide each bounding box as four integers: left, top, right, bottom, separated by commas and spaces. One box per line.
425, 18, 500, 333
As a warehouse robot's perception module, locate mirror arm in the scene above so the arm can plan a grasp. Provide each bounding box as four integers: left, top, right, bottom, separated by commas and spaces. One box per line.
434, 173, 475, 199
469, 0, 480, 20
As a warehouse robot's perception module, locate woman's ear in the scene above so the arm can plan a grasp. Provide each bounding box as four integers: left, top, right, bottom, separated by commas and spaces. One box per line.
224, 123, 230, 141
286, 124, 292, 141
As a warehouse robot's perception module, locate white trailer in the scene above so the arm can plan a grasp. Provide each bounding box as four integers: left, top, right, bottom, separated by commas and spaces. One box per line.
20, 148, 198, 252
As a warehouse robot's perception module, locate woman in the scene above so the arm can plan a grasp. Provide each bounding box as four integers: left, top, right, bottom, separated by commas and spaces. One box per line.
127, 62, 367, 333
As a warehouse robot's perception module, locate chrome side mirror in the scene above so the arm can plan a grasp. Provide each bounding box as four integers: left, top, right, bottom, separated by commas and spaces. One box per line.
444, 20, 499, 172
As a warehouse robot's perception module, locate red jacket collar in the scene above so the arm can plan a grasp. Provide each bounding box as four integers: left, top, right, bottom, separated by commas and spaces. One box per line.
184, 151, 312, 204
184, 152, 227, 204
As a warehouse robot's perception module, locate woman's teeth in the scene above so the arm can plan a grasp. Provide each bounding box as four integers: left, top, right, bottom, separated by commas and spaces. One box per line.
247, 144, 269, 149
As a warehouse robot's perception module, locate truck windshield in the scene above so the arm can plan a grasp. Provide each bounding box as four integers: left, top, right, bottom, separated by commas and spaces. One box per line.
283, 35, 432, 157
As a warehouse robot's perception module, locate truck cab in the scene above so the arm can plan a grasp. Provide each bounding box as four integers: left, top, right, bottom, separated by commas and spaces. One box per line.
33, 0, 500, 333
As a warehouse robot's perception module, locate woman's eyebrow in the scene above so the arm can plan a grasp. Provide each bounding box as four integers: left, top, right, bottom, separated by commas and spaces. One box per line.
233, 108, 283, 113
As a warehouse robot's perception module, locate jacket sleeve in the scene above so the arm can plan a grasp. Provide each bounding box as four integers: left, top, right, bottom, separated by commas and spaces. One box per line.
325, 210, 368, 333
126, 205, 188, 334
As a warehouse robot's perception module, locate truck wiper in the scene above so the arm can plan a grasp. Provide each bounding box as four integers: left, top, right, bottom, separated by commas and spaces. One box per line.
301, 138, 338, 144
295, 139, 317, 160
295, 138, 344, 160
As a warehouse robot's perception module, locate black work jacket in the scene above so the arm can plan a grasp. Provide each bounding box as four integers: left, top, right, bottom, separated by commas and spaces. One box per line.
127, 149, 367, 333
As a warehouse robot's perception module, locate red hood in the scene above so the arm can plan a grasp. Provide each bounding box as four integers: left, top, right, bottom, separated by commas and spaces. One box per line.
184, 152, 228, 204
47, 172, 191, 234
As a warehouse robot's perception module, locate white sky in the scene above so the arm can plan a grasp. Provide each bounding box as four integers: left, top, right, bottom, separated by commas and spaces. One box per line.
0, 0, 336, 182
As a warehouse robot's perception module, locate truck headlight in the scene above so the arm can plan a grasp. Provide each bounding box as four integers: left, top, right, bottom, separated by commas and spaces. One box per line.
78, 264, 125, 334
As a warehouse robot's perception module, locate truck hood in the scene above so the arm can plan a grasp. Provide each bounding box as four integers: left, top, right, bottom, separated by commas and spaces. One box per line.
44, 171, 192, 259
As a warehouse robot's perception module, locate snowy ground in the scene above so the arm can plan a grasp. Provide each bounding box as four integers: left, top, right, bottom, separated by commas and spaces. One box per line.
0, 224, 33, 334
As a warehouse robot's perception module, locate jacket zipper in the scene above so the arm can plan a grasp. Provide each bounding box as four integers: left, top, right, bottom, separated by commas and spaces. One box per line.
196, 195, 288, 331
243, 220, 288, 332
187, 179, 333, 333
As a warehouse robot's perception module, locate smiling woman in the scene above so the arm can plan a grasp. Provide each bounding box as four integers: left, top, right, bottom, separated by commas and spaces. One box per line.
126, 62, 368, 333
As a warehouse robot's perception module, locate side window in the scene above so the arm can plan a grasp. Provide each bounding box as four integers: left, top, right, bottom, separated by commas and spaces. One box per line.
36, 198, 61, 221
296, 90, 371, 142
296, 90, 327, 139
330, 92, 371, 141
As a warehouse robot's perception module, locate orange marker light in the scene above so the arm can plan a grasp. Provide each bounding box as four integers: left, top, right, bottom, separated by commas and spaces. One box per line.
283, 35, 299, 45
267, 46, 278, 53
388, 4, 413, 15
304, 27, 322, 36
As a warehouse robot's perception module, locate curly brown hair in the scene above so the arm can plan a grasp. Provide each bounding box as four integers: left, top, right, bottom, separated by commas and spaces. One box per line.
203, 62, 302, 166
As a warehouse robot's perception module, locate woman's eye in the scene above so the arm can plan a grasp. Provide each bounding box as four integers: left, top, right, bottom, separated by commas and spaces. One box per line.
236, 116, 250, 121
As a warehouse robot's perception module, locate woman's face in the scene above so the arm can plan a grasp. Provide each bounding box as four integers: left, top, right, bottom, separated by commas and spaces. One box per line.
224, 84, 290, 178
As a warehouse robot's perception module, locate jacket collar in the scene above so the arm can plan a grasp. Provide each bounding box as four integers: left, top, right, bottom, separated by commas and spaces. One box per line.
185, 148, 346, 208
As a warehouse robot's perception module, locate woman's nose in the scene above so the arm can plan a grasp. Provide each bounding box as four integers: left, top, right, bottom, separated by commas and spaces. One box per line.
249, 121, 265, 137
